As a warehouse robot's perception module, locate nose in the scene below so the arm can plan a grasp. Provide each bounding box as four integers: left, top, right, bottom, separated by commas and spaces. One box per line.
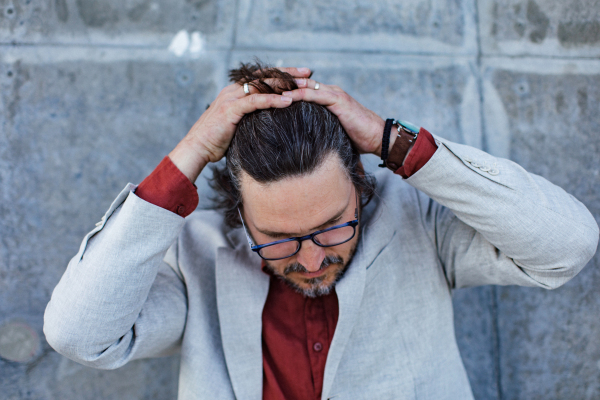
296, 240, 326, 273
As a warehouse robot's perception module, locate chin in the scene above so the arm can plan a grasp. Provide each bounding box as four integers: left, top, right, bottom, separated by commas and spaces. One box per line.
284, 263, 348, 298
266, 240, 359, 298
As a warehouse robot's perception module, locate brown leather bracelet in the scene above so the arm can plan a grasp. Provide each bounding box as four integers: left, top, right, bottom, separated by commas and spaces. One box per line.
385, 122, 419, 171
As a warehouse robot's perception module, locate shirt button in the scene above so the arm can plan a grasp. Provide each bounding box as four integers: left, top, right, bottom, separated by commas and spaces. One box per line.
313, 342, 323, 352
177, 205, 186, 215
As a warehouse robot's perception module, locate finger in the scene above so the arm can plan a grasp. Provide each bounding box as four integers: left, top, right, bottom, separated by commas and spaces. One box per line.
280, 88, 340, 108
221, 82, 244, 94
277, 67, 312, 78
294, 78, 328, 91
232, 93, 293, 116
233, 78, 294, 98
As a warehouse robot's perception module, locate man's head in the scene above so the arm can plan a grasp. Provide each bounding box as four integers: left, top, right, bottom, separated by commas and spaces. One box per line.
211, 62, 376, 297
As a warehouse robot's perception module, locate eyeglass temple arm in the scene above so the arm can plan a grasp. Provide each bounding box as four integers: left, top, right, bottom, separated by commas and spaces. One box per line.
355, 189, 359, 219
237, 208, 255, 248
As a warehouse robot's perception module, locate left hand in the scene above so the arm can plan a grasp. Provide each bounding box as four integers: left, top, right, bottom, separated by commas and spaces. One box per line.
282, 79, 387, 156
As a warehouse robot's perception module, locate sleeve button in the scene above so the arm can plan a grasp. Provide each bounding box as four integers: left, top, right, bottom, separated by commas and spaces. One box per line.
177, 205, 186, 215
313, 342, 323, 352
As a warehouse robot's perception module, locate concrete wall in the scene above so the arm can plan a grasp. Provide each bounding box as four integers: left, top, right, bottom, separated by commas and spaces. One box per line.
1, 0, 598, 398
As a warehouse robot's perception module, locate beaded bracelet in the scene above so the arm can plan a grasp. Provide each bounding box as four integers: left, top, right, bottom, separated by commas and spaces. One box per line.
378, 118, 395, 167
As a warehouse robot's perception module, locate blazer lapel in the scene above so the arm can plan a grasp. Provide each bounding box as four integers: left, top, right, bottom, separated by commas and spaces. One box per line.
321, 195, 397, 399
216, 229, 269, 400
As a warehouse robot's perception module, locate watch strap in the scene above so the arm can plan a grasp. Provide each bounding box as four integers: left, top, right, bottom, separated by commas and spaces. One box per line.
385, 121, 419, 172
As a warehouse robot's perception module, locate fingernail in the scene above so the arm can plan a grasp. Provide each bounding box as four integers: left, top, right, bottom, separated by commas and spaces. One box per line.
298, 68, 310, 74
281, 96, 292, 103
295, 78, 306, 86
282, 91, 293, 96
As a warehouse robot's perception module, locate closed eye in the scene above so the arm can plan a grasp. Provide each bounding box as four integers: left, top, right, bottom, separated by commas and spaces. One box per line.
260, 213, 346, 239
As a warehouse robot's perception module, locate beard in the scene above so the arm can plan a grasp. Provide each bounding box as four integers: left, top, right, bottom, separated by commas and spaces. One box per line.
264, 241, 358, 298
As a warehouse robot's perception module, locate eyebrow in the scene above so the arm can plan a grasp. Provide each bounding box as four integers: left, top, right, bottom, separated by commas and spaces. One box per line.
254, 207, 348, 239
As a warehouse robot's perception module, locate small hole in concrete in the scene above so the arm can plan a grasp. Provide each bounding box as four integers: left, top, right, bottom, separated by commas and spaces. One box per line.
7, 71, 13, 77
6, 8, 14, 15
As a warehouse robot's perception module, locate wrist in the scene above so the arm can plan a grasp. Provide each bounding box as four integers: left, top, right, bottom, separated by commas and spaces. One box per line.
168, 138, 210, 183
382, 120, 419, 171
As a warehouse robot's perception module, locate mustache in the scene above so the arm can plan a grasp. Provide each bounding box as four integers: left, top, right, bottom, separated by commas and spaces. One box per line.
283, 254, 344, 275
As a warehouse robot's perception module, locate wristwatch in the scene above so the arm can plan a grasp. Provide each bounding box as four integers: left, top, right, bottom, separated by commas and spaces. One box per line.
385, 120, 419, 171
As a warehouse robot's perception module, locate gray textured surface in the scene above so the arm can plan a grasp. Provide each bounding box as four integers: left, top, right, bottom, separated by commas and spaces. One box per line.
480, 0, 600, 57
1, 0, 599, 399
0, 0, 236, 48
0, 48, 224, 398
489, 65, 600, 399
234, 0, 478, 53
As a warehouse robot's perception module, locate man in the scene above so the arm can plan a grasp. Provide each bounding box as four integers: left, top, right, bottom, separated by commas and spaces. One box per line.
44, 62, 599, 400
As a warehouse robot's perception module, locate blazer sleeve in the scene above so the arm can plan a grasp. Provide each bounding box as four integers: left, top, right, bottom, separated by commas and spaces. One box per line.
44, 184, 189, 369
407, 135, 599, 290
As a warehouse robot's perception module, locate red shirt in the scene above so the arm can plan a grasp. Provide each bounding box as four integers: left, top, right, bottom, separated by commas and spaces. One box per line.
135, 128, 437, 399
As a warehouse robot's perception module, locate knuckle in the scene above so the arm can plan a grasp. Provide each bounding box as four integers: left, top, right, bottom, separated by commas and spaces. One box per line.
222, 85, 235, 94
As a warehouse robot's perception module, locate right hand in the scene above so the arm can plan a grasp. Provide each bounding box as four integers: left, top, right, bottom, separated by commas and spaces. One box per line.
169, 67, 312, 182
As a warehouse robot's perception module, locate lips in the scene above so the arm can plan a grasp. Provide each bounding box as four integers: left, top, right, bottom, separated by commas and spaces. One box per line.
298, 264, 329, 278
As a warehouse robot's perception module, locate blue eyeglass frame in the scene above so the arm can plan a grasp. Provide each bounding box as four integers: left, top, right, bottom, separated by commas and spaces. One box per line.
238, 190, 360, 261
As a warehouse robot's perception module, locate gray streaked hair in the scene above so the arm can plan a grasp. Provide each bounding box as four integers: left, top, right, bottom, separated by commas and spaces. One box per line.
210, 61, 376, 228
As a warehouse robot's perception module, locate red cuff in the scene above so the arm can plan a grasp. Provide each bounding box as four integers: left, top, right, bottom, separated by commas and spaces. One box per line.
394, 128, 438, 179
135, 156, 199, 217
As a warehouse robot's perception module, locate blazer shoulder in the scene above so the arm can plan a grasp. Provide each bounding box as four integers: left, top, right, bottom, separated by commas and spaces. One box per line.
370, 169, 432, 216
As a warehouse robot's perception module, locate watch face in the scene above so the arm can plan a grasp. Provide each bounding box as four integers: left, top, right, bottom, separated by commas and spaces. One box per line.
396, 120, 420, 134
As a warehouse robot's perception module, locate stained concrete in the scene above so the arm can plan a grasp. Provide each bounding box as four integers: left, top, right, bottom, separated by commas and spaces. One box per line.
486, 64, 600, 399
0, 48, 225, 399
480, 0, 600, 57
234, 0, 478, 54
1, 0, 599, 399
0, 0, 235, 48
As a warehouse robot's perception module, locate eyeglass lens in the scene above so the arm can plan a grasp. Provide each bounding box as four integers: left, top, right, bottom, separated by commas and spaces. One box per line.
258, 225, 355, 260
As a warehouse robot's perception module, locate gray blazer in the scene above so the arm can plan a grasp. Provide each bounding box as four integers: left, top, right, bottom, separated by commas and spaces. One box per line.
44, 135, 599, 400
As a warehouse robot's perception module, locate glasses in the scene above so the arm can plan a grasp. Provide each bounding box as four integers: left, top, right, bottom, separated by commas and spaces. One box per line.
238, 190, 359, 261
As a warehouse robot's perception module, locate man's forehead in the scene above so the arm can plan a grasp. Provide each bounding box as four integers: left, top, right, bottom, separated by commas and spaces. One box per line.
239, 154, 353, 234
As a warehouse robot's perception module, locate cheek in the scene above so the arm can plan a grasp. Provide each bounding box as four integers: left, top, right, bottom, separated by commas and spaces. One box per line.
265, 259, 291, 274
336, 236, 358, 259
